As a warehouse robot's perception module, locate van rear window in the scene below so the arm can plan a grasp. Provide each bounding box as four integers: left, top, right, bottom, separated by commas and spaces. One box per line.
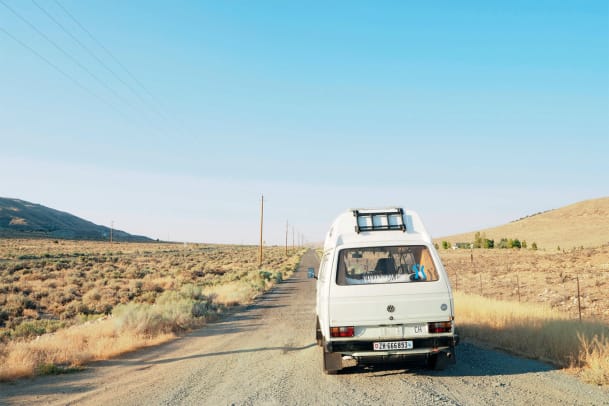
336, 246, 439, 285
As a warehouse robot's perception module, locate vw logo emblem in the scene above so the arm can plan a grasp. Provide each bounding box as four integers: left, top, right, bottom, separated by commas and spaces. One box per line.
387, 305, 395, 313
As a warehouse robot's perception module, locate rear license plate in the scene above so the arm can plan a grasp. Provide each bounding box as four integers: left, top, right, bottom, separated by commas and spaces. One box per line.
373, 341, 413, 351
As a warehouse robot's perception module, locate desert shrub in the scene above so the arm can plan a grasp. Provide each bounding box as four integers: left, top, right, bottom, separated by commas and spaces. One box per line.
36, 363, 60, 375
83, 289, 101, 303
12, 319, 66, 339
61, 302, 89, 319
179, 284, 204, 300
113, 288, 209, 336
5, 294, 26, 317
137, 291, 157, 304
0, 310, 9, 325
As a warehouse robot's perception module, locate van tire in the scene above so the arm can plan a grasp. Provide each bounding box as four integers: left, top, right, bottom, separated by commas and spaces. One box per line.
322, 340, 342, 374
315, 317, 322, 346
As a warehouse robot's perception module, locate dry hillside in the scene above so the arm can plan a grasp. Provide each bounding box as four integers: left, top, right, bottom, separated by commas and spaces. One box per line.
439, 197, 609, 250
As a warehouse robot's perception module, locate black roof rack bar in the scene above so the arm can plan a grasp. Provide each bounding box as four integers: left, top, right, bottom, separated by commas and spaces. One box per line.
352, 208, 406, 233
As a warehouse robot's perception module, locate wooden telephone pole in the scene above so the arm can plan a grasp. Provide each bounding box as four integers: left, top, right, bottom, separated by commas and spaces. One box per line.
259, 195, 264, 268
285, 220, 288, 256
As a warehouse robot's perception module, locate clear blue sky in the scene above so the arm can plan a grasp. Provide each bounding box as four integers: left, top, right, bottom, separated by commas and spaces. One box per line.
1, 1, 608, 244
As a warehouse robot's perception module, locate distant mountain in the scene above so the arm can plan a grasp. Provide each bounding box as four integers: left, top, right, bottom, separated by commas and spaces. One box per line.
0, 197, 153, 242
438, 197, 609, 250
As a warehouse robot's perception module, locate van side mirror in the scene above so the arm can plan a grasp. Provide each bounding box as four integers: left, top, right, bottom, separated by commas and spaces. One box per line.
307, 267, 316, 279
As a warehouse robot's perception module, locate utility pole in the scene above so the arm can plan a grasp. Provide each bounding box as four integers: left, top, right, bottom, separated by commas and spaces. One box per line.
259, 194, 264, 268
285, 220, 288, 256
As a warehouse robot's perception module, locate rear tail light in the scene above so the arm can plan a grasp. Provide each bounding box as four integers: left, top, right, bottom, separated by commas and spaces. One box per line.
330, 326, 355, 337
428, 321, 452, 334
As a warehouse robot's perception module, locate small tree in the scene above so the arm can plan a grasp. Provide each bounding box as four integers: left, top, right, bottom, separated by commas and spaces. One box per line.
497, 238, 509, 249
473, 232, 482, 249
512, 239, 521, 249
442, 241, 450, 249
531, 242, 538, 250
483, 238, 494, 249
521, 240, 527, 249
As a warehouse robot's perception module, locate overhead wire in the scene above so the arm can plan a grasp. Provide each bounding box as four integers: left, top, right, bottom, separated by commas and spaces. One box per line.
0, 0, 133, 112
53, 0, 172, 123
2, 0, 186, 139
0, 24, 127, 119
36, 0, 163, 121
1, 0, 176, 138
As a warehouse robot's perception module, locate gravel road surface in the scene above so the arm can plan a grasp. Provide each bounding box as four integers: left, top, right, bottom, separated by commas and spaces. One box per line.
1, 249, 607, 405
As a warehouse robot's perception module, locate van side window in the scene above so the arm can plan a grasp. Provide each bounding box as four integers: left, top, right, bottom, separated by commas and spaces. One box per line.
336, 245, 439, 285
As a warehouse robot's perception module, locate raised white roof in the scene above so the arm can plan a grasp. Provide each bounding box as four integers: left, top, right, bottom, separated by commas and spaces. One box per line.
323, 207, 432, 251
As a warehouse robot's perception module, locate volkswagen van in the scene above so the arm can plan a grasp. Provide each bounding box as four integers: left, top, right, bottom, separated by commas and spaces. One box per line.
313, 208, 458, 374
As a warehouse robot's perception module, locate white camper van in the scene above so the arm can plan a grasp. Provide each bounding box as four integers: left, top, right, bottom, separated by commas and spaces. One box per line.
313, 208, 458, 374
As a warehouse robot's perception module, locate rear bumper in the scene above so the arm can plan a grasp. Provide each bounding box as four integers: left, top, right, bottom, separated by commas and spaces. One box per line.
326, 335, 457, 356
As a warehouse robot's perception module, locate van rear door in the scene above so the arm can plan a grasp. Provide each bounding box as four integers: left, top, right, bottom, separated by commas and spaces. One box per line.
328, 244, 453, 336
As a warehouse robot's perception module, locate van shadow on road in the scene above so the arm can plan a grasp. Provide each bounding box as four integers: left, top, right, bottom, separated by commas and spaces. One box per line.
121, 342, 319, 368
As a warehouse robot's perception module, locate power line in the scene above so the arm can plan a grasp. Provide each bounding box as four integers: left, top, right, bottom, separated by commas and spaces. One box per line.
53, 0, 170, 121
32, 0, 140, 104
0, 25, 125, 117
43, 0, 164, 119
1, 0, 131, 111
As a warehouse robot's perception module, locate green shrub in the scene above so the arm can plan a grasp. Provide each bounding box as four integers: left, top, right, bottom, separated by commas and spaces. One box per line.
12, 319, 66, 338
113, 288, 211, 336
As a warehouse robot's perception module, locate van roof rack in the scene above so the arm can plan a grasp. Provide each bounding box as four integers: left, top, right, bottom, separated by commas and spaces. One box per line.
352, 208, 406, 233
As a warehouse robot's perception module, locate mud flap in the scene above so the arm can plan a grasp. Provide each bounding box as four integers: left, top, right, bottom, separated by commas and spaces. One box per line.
315, 318, 323, 346
427, 347, 456, 370
322, 341, 342, 374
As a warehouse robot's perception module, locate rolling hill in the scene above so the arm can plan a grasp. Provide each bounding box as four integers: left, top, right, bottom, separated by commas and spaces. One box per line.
438, 197, 609, 250
0, 197, 153, 242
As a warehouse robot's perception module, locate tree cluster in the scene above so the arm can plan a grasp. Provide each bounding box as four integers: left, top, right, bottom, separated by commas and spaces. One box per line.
440, 232, 538, 250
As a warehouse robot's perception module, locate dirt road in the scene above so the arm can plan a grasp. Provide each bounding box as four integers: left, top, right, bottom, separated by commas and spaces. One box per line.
1, 249, 607, 405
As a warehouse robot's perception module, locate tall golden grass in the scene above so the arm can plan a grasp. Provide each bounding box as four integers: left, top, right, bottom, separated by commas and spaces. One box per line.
455, 291, 609, 385
0, 316, 175, 380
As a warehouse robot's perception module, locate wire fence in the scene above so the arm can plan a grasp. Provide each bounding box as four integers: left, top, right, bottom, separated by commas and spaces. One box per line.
444, 256, 609, 324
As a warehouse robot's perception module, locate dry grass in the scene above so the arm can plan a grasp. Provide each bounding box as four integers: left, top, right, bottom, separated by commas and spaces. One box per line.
0, 317, 174, 380
442, 238, 609, 386
441, 246, 609, 323
455, 291, 609, 386
0, 239, 305, 381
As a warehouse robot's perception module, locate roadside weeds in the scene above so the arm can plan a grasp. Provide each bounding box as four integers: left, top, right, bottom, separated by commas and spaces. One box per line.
455, 291, 609, 386
0, 251, 305, 381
